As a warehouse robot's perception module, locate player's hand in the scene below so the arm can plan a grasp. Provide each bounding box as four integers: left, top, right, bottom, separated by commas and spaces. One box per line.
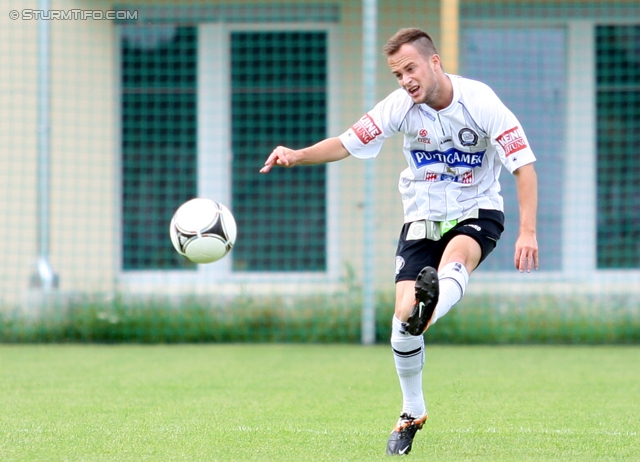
260, 146, 298, 173
514, 231, 539, 273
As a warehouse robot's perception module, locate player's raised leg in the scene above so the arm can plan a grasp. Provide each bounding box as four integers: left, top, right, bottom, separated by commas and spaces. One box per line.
429, 235, 480, 326
402, 266, 439, 335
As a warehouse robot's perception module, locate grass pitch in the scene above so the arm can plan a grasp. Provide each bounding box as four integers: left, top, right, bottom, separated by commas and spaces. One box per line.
1, 344, 638, 461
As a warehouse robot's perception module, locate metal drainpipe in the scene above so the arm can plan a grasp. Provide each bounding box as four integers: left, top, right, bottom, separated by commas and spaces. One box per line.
361, 0, 377, 345
31, 0, 58, 290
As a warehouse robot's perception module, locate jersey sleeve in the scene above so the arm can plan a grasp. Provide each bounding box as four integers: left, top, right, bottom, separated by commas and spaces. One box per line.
339, 90, 409, 159
474, 85, 537, 173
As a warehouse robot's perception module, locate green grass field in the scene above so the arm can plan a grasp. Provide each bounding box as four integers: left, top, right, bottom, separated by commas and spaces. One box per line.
1, 345, 638, 461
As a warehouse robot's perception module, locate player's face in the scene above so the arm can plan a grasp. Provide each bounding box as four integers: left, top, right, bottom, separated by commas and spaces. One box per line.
388, 44, 444, 108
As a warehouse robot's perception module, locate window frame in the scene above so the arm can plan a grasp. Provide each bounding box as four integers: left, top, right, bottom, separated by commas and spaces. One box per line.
459, 14, 640, 292
116, 22, 343, 294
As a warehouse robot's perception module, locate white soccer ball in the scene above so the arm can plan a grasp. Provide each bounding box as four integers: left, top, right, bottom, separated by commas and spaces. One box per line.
169, 198, 237, 264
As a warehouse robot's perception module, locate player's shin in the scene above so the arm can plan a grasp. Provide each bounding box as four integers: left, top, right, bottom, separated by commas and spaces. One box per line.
391, 316, 426, 418
430, 262, 469, 325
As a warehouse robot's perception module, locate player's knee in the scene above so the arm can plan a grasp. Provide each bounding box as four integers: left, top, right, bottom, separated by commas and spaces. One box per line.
438, 262, 469, 298
442, 235, 482, 271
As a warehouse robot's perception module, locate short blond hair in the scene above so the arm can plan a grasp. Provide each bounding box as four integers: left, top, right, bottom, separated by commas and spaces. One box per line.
383, 28, 439, 59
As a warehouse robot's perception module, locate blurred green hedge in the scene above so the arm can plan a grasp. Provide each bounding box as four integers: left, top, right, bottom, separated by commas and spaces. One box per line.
2, 292, 639, 344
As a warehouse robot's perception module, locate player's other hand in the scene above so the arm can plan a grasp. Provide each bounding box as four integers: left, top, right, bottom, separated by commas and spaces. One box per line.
260, 146, 297, 173
514, 231, 539, 273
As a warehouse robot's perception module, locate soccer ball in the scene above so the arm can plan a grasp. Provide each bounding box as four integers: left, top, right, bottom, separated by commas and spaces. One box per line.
169, 198, 237, 264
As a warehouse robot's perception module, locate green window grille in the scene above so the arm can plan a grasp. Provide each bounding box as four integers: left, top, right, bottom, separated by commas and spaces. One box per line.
230, 31, 328, 272
121, 26, 198, 270
596, 25, 640, 269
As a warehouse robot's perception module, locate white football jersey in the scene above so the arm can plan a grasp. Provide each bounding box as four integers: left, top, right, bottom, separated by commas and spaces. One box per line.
339, 74, 536, 223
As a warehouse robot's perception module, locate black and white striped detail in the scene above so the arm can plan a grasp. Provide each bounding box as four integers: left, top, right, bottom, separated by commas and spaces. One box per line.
392, 346, 423, 358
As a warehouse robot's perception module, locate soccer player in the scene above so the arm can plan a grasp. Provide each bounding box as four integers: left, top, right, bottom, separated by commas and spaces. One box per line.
260, 28, 539, 455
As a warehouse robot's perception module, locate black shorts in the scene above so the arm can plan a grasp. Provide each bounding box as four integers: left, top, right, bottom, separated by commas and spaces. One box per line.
395, 209, 505, 283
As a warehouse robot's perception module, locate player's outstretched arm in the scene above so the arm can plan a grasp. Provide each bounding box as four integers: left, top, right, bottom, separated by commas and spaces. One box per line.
260, 137, 350, 173
513, 163, 539, 273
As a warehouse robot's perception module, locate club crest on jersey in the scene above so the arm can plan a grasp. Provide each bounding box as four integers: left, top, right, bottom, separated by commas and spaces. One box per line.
496, 126, 527, 156
351, 114, 381, 145
411, 148, 485, 169
458, 128, 479, 147
417, 128, 431, 144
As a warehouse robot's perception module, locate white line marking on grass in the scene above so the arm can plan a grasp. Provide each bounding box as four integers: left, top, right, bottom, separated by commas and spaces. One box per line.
237, 426, 259, 432
236, 425, 330, 435
287, 428, 330, 434
442, 427, 637, 437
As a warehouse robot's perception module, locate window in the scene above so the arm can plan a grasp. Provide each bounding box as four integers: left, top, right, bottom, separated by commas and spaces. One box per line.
230, 32, 328, 272
121, 26, 198, 270
461, 28, 566, 271
459, 5, 640, 277
120, 26, 330, 274
596, 25, 640, 268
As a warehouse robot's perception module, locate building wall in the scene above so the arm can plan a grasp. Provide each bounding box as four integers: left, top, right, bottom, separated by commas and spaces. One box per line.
2, 0, 117, 309
1, 0, 445, 306
2, 0, 638, 309
1, 1, 40, 307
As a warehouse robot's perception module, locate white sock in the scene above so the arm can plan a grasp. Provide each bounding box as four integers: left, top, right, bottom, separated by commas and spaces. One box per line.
431, 262, 469, 325
391, 316, 426, 417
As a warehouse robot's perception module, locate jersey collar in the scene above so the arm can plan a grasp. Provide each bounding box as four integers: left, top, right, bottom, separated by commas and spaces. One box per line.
418, 73, 459, 117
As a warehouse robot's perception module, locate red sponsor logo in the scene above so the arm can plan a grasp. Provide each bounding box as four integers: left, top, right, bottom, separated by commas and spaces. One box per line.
496, 126, 527, 157
351, 114, 381, 145
425, 171, 438, 182
461, 170, 473, 184
417, 128, 431, 144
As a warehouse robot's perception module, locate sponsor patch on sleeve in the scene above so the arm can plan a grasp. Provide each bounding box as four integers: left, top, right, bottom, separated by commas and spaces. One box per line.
351, 114, 382, 145
496, 126, 528, 157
